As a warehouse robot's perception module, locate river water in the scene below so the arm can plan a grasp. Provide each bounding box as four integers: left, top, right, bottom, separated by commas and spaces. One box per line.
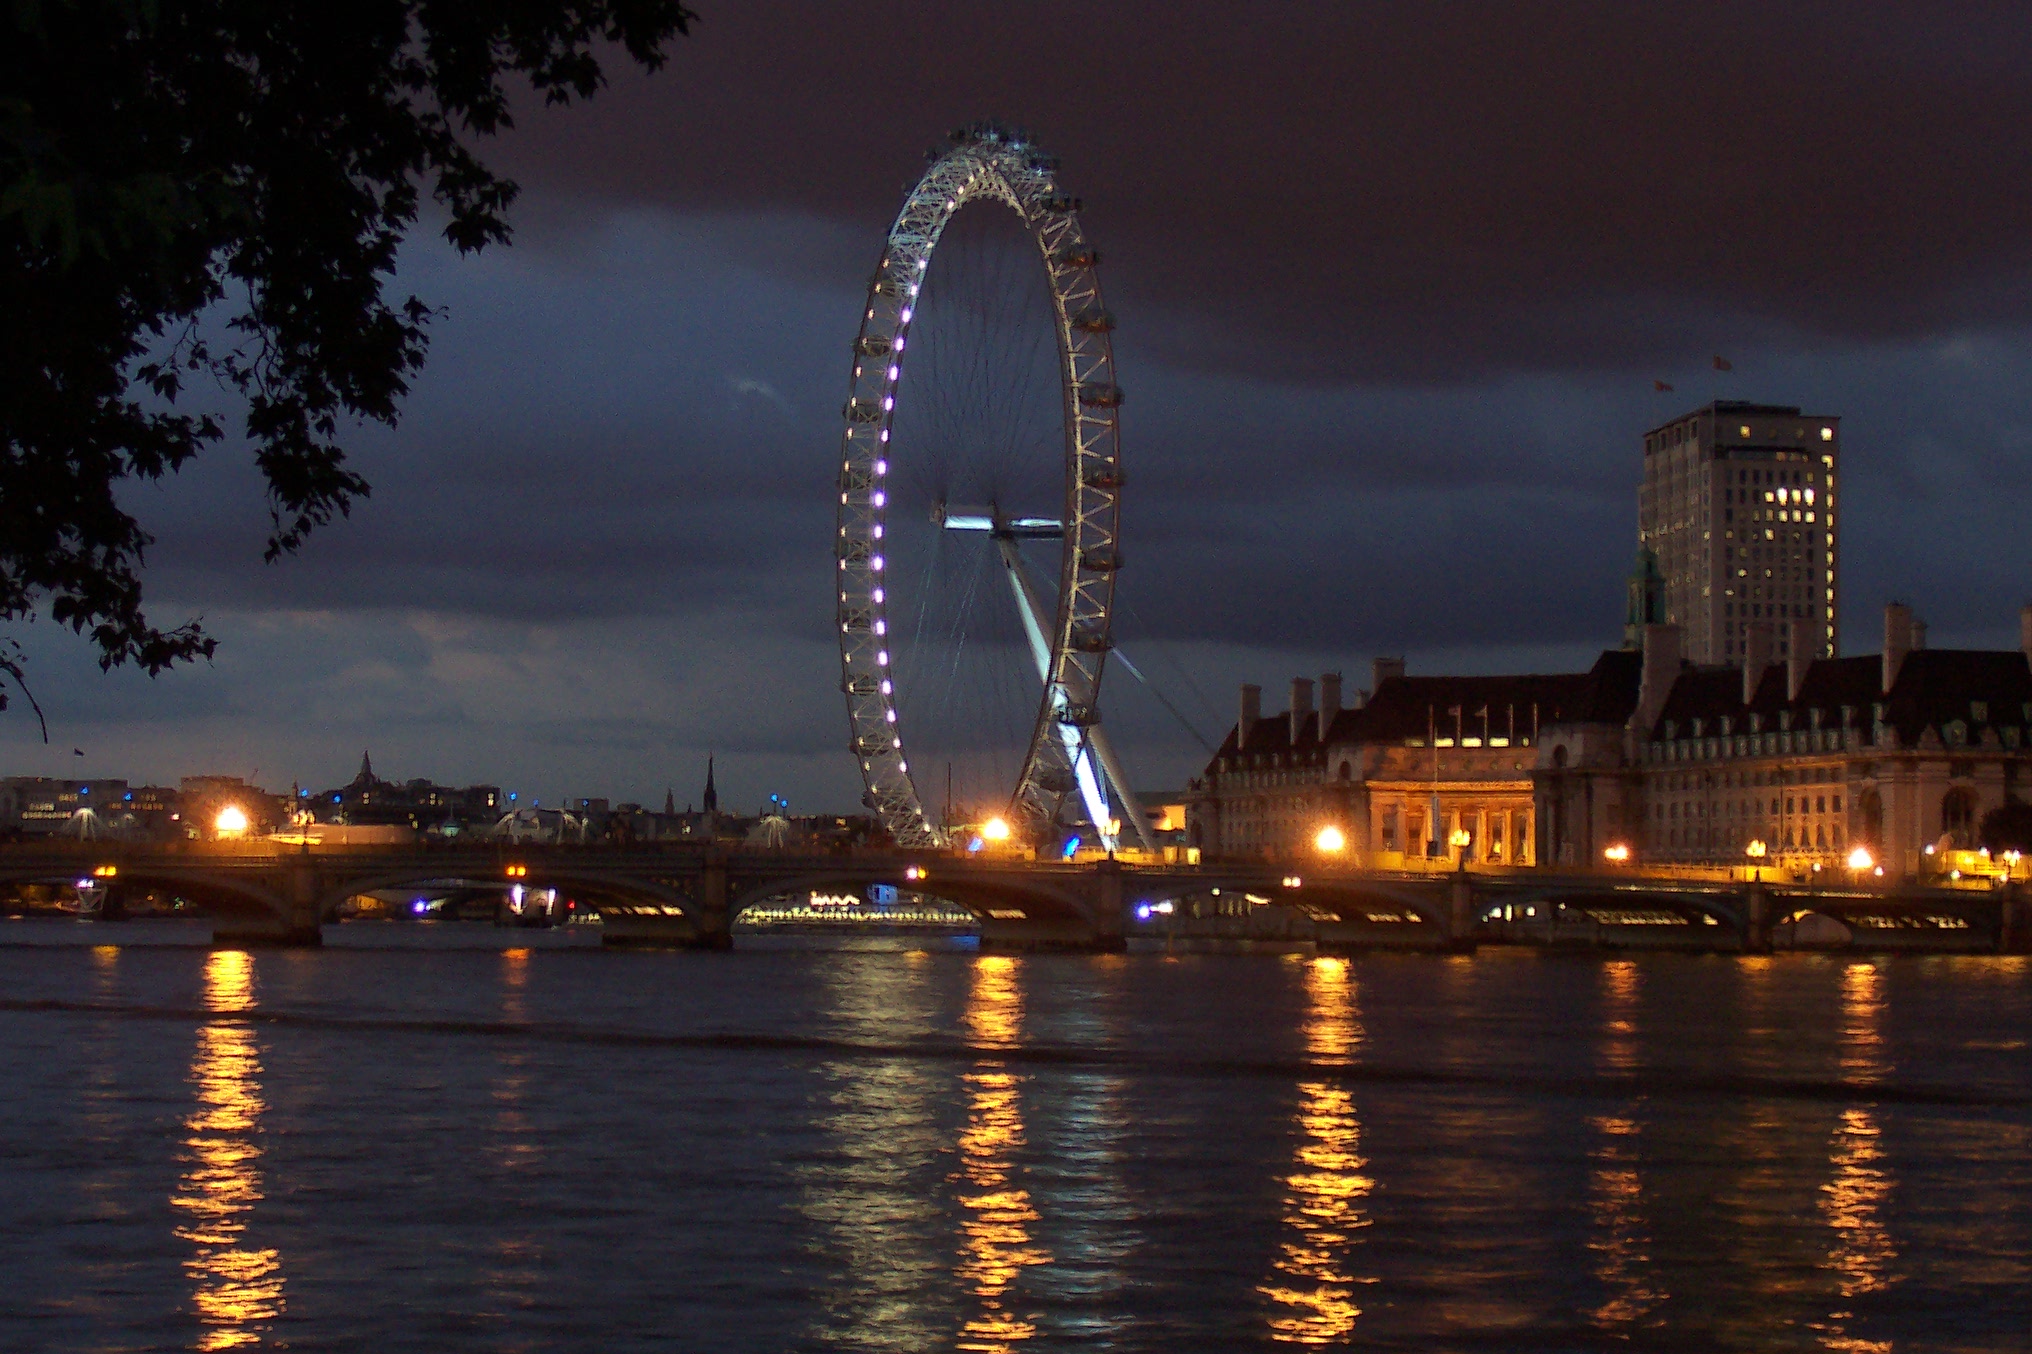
1, 921, 2028, 1352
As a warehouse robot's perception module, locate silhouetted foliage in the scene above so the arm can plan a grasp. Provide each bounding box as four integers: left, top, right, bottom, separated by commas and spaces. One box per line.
1, 0, 691, 722
1979, 799, 2032, 854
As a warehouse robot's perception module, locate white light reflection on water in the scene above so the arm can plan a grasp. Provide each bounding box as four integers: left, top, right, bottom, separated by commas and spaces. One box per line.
801, 949, 948, 1348
1587, 960, 1666, 1332
1259, 955, 1375, 1344
171, 950, 285, 1350
955, 955, 1049, 1352
1025, 953, 1136, 1343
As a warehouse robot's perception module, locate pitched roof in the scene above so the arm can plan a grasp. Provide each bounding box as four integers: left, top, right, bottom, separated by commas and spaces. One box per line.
1647, 649, 2032, 746
1205, 650, 1643, 771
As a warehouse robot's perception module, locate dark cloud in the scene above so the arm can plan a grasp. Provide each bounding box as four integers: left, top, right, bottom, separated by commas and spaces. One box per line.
15, 5, 2032, 813
495, 1, 2032, 379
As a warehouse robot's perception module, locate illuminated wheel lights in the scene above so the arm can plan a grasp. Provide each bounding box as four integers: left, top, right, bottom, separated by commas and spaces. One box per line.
833, 126, 1127, 849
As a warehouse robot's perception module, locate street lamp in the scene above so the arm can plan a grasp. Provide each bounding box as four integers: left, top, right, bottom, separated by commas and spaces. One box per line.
981, 816, 1011, 842
1602, 843, 1631, 864
1448, 825, 1472, 870
1314, 824, 1346, 855
1846, 844, 1875, 875
214, 805, 249, 838
1745, 838, 1767, 883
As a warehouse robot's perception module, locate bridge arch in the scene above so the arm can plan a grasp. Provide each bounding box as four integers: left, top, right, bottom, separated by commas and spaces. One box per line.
1485, 883, 1748, 932
315, 865, 699, 926
1124, 872, 1451, 930
0, 860, 295, 932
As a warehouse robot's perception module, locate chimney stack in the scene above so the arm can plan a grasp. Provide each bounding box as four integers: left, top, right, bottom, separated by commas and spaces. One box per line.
1882, 603, 1913, 694
1743, 621, 1772, 707
1631, 623, 1682, 734
1238, 684, 1261, 751
1289, 677, 1315, 745
1786, 616, 1814, 701
1372, 656, 1405, 692
1318, 672, 1343, 742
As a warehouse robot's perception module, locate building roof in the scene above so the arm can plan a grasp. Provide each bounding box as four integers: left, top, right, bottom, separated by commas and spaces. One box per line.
1206, 650, 1643, 770
1648, 649, 2032, 747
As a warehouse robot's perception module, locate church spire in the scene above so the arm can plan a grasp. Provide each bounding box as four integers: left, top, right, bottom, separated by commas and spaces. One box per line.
664, 787, 676, 816
354, 750, 375, 787
702, 754, 718, 814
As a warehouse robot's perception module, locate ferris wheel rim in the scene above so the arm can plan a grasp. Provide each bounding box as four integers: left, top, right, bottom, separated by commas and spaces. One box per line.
834, 125, 1126, 849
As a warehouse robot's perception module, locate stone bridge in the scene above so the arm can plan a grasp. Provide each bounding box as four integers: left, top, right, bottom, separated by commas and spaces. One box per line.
0, 843, 2022, 953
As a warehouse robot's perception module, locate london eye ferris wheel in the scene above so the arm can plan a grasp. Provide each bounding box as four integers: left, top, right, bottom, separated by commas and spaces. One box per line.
834, 124, 1156, 854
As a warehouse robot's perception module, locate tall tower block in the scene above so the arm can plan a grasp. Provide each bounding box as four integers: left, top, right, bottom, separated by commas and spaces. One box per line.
1638, 401, 1840, 664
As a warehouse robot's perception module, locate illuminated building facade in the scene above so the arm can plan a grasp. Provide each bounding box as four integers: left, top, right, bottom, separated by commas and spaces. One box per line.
1188, 655, 1642, 865
1640, 401, 1840, 665
1538, 606, 2032, 875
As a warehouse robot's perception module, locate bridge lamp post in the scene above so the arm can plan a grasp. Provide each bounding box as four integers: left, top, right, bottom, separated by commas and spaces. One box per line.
214, 805, 250, 840
1602, 843, 1631, 866
1846, 845, 1875, 881
1745, 838, 1768, 883
1448, 826, 1472, 871
1313, 824, 1346, 857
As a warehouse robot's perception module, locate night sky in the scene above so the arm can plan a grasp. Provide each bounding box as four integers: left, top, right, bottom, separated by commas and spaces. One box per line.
10, 2, 2032, 813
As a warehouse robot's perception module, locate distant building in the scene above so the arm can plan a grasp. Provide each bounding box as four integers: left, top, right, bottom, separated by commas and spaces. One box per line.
1640, 401, 1840, 665
0, 778, 131, 835
314, 751, 499, 833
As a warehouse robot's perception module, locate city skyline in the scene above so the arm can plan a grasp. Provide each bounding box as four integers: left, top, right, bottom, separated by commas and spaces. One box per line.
8, 2, 2032, 815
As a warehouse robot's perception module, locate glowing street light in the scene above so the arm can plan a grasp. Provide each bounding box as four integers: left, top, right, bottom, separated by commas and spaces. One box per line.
981, 817, 1011, 842
1846, 845, 1875, 873
1745, 838, 1767, 882
1602, 843, 1631, 863
1314, 824, 1347, 854
214, 805, 249, 837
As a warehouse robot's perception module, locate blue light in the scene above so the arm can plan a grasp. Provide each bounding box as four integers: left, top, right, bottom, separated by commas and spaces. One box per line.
509, 792, 518, 801
966, 835, 984, 853
332, 793, 342, 803
1062, 836, 1081, 859
1135, 903, 1151, 921
411, 900, 427, 915
123, 792, 133, 801
78, 786, 88, 795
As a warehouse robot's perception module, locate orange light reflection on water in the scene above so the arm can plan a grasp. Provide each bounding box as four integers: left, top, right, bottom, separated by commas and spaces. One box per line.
172, 951, 284, 1349
1587, 960, 1665, 1332
1259, 956, 1374, 1345
955, 956, 1047, 1352
1817, 964, 1899, 1353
